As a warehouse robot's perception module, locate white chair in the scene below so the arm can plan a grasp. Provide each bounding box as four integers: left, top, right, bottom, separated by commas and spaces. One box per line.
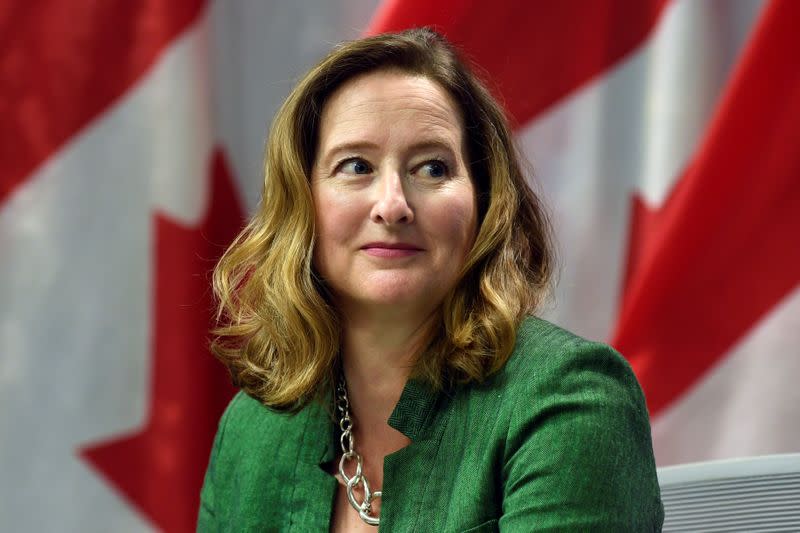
657, 453, 800, 532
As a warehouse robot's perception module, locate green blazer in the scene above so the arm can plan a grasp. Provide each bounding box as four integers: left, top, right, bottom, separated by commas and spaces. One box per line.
198, 317, 664, 531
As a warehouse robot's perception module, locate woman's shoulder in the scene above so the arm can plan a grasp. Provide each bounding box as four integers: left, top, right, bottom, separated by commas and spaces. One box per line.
200, 391, 335, 530
218, 390, 271, 433
221, 388, 317, 431
501, 315, 641, 395
511, 314, 620, 362
487, 316, 664, 530
492, 315, 653, 446
212, 389, 324, 461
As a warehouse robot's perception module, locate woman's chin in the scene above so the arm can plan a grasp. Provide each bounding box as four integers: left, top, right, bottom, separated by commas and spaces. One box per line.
345, 286, 442, 316
329, 271, 454, 317
363, 289, 429, 308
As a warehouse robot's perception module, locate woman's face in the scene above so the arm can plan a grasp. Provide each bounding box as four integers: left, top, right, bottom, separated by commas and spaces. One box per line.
311, 70, 477, 318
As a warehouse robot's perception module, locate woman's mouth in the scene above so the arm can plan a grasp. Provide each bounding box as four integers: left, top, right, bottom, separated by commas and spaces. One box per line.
361, 242, 423, 258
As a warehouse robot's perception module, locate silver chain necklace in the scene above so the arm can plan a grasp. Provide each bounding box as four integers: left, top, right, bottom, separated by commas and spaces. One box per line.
336, 376, 382, 526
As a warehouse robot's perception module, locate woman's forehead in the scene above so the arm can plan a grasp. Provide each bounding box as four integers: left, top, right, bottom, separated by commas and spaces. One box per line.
317, 71, 464, 149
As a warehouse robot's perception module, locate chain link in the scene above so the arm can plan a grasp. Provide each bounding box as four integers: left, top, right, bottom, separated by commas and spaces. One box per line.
336, 377, 381, 526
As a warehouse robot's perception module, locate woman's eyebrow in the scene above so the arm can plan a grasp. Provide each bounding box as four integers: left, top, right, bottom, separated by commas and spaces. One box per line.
320, 141, 380, 166
320, 137, 459, 168
406, 139, 457, 154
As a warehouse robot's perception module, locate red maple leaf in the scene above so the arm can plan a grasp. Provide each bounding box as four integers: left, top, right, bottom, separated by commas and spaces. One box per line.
80, 149, 242, 533
614, 0, 800, 416
366, 0, 666, 129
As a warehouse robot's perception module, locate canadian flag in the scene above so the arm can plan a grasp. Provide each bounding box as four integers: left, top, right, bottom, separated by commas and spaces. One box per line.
1, 1, 797, 532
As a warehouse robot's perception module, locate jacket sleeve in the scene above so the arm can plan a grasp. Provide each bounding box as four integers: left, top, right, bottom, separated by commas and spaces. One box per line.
197, 392, 240, 532
499, 341, 664, 532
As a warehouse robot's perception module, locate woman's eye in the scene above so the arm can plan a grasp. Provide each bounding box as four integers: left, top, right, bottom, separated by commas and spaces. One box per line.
418, 160, 449, 179
339, 158, 372, 175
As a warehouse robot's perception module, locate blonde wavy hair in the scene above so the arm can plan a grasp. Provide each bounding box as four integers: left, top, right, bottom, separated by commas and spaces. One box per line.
211, 28, 554, 411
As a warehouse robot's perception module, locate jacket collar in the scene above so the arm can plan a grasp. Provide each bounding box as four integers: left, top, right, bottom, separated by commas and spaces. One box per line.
387, 377, 441, 441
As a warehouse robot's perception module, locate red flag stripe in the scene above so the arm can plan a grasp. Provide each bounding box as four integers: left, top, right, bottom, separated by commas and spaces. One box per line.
0, 0, 205, 206
612, 0, 800, 415
367, 0, 667, 127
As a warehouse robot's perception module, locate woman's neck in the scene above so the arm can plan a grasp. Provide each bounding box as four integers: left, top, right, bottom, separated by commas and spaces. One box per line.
338, 308, 435, 442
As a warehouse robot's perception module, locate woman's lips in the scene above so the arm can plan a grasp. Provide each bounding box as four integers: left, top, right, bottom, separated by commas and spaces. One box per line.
361, 242, 423, 258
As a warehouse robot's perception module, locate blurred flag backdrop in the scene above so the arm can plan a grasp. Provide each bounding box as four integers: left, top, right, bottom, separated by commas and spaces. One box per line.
1, 0, 797, 531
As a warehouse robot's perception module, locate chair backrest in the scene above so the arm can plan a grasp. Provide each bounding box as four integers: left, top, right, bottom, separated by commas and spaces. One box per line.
657, 453, 800, 532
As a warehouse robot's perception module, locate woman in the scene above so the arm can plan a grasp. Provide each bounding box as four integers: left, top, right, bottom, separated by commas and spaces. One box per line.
199, 28, 663, 532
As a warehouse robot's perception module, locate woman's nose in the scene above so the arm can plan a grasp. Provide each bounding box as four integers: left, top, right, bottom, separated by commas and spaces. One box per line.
370, 170, 414, 225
